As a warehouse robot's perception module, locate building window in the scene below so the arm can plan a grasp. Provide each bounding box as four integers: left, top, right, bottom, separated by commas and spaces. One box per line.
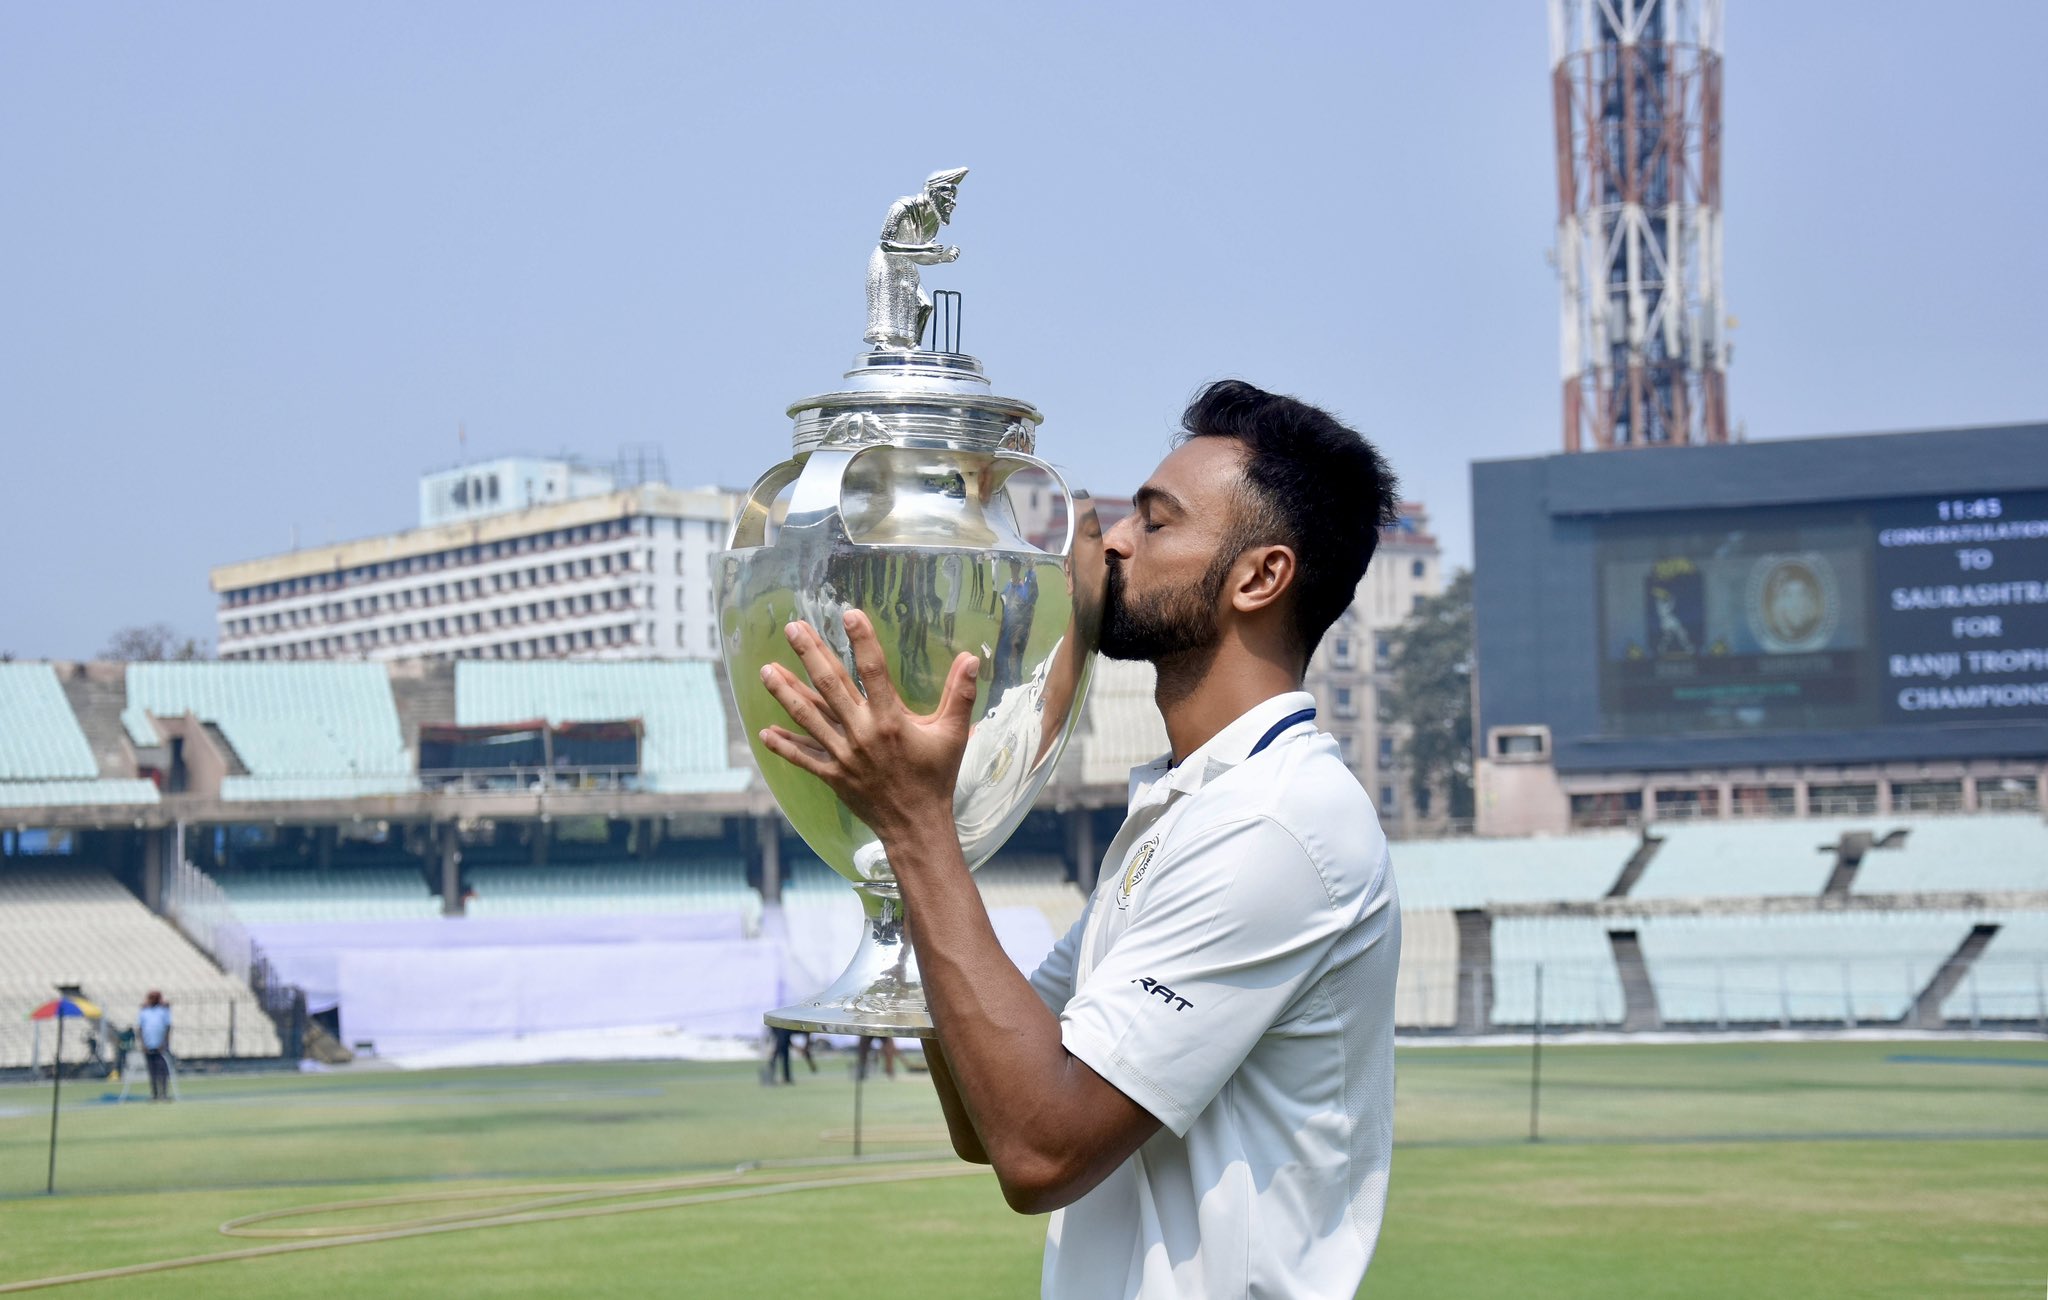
1378, 736, 1394, 766
677, 625, 688, 648
676, 589, 688, 612
707, 625, 719, 651
1334, 686, 1355, 718
1332, 636, 1353, 666
1412, 559, 1425, 579
1380, 784, 1398, 813
1411, 594, 1424, 613
1376, 636, 1392, 665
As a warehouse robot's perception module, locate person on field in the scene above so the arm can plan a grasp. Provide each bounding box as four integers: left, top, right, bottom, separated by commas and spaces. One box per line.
758, 380, 1404, 1297
137, 990, 173, 1102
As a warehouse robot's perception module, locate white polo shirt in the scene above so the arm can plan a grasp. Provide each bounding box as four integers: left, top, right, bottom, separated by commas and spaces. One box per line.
1028, 691, 1399, 1299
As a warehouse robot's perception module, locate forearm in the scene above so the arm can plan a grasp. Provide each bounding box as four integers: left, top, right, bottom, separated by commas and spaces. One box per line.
879, 241, 951, 263
922, 1040, 989, 1164
888, 824, 1125, 1209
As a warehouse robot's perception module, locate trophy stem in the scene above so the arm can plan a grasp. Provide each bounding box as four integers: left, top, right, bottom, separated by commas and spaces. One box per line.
765, 880, 936, 1039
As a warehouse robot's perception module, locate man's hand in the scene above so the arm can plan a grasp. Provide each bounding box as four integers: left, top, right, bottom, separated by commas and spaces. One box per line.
757, 610, 979, 848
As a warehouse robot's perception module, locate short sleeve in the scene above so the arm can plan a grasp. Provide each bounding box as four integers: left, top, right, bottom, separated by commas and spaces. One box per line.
1058, 816, 1347, 1137
1027, 906, 1091, 1015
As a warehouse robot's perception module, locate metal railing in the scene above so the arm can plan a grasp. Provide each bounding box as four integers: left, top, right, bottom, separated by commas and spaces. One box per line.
418, 764, 643, 794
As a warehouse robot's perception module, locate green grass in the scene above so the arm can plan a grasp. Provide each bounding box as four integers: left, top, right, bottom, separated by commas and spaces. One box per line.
1, 1040, 2043, 1297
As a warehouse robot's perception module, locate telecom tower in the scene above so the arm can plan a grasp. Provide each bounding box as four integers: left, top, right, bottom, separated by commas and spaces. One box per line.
1551, 0, 1729, 451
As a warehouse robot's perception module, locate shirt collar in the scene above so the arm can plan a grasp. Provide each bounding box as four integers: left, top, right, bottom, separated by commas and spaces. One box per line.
1130, 690, 1319, 799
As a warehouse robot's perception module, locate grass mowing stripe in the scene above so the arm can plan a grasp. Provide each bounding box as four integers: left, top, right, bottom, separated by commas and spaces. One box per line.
0, 1163, 987, 1294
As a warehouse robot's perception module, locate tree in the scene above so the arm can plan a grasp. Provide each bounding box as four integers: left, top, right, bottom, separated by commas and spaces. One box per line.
1384, 568, 1474, 822
101, 624, 210, 662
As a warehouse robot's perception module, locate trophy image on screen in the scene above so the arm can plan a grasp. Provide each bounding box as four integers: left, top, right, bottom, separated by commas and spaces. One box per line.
716, 169, 1103, 1037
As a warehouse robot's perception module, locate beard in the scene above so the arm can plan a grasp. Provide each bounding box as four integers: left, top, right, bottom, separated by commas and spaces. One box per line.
1099, 552, 1230, 663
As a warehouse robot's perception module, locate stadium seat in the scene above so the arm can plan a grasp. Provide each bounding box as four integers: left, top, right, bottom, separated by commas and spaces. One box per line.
1068, 658, 1168, 786
1846, 815, 2048, 896
0, 867, 282, 1068
212, 866, 442, 924
464, 858, 763, 932
1634, 912, 1986, 1025
1392, 835, 1634, 909
1628, 819, 1886, 899
0, 664, 100, 781
1490, 916, 1625, 1026
122, 662, 416, 800
1394, 908, 1459, 1029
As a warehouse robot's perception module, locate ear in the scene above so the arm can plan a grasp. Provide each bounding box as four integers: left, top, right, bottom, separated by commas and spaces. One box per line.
1229, 544, 1297, 615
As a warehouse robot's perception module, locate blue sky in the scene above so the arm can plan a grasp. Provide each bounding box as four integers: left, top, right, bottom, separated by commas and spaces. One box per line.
3, 2, 2044, 659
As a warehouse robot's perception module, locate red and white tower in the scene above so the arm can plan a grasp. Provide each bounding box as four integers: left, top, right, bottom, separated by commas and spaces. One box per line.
1551, 0, 1729, 451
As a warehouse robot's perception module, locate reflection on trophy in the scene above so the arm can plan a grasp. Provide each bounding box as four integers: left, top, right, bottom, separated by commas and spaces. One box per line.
716, 169, 1103, 1036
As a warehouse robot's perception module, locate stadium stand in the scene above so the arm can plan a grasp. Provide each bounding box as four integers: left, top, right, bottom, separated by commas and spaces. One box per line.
0, 665, 159, 807
973, 854, 1085, 937
0, 868, 281, 1067
1626, 819, 1888, 899
1634, 912, 1990, 1025
1845, 815, 2048, 895
122, 662, 415, 800
1394, 908, 1459, 1029
0, 664, 99, 780
0, 779, 160, 807
1068, 658, 1167, 786
212, 868, 442, 924
1392, 834, 1634, 909
455, 661, 750, 794
1941, 912, 2048, 1023
465, 858, 763, 932
1490, 915, 1626, 1026
778, 853, 846, 900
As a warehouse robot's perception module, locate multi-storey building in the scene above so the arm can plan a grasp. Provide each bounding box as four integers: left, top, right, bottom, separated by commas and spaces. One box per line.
213, 458, 738, 663
1304, 503, 1445, 834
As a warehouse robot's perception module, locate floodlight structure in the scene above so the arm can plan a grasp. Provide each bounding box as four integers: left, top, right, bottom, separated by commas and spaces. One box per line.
1551, 0, 1729, 451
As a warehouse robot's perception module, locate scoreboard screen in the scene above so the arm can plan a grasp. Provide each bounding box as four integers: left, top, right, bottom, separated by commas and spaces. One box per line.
1596, 490, 2048, 736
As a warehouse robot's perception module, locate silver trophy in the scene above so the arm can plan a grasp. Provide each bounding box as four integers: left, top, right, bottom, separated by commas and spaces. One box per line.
717, 169, 1103, 1037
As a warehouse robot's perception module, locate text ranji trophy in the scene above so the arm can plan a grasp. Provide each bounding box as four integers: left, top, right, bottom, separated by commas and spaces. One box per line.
716, 169, 1104, 1036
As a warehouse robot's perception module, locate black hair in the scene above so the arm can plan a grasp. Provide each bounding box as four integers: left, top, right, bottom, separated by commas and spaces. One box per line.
1177, 379, 1402, 660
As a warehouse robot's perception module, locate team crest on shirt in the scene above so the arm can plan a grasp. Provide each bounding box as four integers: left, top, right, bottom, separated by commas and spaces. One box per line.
1116, 838, 1159, 909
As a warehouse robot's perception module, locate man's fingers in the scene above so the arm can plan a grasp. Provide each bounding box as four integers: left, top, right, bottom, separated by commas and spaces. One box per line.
762, 662, 831, 716
760, 662, 850, 758
759, 726, 835, 778
843, 610, 900, 709
781, 621, 864, 721
934, 652, 981, 738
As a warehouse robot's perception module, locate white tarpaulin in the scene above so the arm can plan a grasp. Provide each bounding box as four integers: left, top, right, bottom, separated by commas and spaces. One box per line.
337, 940, 779, 1056
250, 913, 749, 1013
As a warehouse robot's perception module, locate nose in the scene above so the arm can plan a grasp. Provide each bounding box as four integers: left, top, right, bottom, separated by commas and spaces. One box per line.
1103, 512, 1136, 559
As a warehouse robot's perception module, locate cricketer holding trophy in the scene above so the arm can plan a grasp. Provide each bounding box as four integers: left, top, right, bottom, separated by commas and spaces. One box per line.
726, 171, 1403, 1298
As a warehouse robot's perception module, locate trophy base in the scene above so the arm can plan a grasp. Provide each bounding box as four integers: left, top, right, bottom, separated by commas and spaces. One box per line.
764, 881, 936, 1039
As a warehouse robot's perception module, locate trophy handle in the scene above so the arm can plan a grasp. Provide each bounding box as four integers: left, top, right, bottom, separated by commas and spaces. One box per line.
987, 452, 1084, 556
731, 448, 875, 549
729, 458, 807, 549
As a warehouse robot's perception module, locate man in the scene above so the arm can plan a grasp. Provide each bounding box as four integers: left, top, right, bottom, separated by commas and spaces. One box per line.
758, 380, 1403, 1297
136, 990, 172, 1102
864, 167, 967, 351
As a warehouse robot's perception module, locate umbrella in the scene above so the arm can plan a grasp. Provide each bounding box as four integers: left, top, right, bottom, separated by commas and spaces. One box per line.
29, 997, 100, 1022
31, 996, 100, 1194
